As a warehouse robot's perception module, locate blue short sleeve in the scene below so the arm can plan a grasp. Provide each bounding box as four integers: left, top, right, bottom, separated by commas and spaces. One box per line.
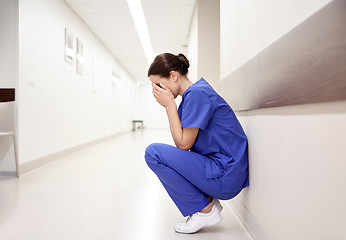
180, 90, 213, 130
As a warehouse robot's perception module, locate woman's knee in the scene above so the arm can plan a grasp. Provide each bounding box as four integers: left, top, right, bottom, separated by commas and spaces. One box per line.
144, 143, 164, 165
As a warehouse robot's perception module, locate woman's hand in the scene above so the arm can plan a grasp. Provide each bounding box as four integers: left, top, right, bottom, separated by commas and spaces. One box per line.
152, 83, 175, 108
152, 82, 198, 150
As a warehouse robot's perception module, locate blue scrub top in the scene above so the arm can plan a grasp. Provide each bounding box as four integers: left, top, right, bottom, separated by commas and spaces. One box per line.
178, 78, 249, 192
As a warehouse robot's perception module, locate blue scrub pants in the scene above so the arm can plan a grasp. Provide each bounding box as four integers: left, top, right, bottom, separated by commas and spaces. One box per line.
145, 143, 240, 217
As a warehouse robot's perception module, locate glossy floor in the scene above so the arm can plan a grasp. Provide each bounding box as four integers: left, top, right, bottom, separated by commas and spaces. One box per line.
0, 129, 252, 240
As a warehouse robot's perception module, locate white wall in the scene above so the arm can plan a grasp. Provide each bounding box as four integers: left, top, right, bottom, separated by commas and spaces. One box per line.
220, 0, 346, 239
235, 101, 346, 239
0, 0, 18, 172
18, 0, 136, 165
0, 0, 18, 88
0, 102, 16, 172
187, 0, 219, 87
197, 0, 219, 88
187, 5, 198, 83
220, 0, 332, 79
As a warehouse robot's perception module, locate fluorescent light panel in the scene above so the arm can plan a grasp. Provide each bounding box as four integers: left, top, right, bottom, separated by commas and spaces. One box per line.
127, 0, 155, 65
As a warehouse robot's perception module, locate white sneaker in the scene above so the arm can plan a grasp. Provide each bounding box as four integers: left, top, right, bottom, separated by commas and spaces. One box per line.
174, 205, 222, 234
212, 198, 223, 213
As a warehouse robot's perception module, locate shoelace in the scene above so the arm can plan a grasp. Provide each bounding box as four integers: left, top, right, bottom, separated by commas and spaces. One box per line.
185, 212, 198, 223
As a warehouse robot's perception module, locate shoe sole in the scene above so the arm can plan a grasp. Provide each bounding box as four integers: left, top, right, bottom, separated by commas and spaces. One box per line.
174, 215, 223, 234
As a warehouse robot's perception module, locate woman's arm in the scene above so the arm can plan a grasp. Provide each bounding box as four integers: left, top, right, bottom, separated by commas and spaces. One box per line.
165, 103, 199, 150
152, 83, 198, 150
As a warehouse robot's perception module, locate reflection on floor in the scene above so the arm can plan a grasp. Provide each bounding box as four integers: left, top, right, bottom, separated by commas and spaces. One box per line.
0, 129, 252, 240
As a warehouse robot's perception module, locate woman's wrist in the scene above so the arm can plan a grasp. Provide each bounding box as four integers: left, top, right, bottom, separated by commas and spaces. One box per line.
165, 100, 177, 111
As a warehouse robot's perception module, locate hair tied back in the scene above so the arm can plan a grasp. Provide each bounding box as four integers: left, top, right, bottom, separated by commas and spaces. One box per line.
177, 53, 190, 69
147, 52, 190, 77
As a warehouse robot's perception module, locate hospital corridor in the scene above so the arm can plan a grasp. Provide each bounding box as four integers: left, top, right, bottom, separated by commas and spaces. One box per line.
1, 0, 346, 239
0, 129, 251, 239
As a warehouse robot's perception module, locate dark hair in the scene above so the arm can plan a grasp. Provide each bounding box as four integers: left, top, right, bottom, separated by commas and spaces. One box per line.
147, 53, 190, 77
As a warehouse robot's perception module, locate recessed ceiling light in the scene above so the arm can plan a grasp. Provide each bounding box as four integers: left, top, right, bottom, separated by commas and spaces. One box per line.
127, 0, 155, 65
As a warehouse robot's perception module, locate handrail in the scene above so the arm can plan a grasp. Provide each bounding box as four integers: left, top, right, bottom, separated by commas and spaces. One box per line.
219, 0, 346, 111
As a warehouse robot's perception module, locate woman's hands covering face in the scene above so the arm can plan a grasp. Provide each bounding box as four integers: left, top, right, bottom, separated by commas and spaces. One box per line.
152, 82, 175, 108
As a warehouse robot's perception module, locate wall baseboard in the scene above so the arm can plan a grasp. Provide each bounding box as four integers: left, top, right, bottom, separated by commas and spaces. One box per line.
18, 130, 129, 176
225, 200, 254, 240
227, 195, 269, 240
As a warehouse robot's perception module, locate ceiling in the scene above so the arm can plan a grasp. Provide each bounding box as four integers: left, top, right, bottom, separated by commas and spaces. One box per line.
64, 0, 196, 83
